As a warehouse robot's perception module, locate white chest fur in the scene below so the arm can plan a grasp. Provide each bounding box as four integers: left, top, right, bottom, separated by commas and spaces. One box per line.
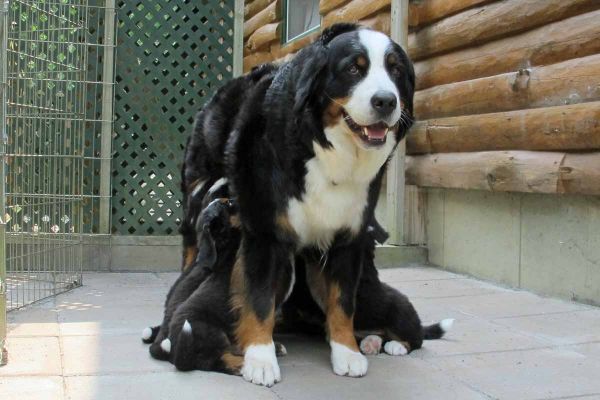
287, 124, 395, 249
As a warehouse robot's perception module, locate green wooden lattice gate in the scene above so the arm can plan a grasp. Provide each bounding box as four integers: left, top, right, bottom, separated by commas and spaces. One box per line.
112, 0, 234, 235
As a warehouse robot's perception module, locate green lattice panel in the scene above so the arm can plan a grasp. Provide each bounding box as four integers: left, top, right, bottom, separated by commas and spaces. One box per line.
112, 0, 234, 235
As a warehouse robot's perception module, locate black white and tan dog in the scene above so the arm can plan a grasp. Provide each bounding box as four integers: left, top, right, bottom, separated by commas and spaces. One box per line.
142, 185, 451, 374
158, 23, 452, 386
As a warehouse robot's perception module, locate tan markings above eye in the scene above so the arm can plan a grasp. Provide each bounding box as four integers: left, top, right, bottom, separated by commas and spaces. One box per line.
356, 56, 367, 68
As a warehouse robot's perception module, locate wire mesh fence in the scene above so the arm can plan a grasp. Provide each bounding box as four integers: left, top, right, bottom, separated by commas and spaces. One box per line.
1, 0, 115, 312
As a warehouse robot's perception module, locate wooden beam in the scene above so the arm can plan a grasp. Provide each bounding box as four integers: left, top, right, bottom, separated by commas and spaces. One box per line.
244, 0, 280, 39
386, 0, 409, 245
415, 53, 600, 120
245, 0, 275, 20
322, 0, 390, 28
361, 11, 390, 34
408, 0, 491, 27
406, 151, 600, 196
270, 31, 319, 60
247, 22, 280, 51
408, 101, 600, 155
243, 51, 274, 72
415, 9, 600, 90
409, 0, 600, 61
320, 0, 350, 15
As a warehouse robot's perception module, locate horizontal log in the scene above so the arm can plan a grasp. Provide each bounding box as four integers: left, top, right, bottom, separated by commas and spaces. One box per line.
270, 31, 319, 60
415, 53, 600, 120
360, 11, 390, 35
244, 0, 280, 39
409, 0, 490, 27
245, 0, 275, 20
320, 0, 350, 15
247, 22, 281, 51
409, 0, 600, 61
408, 102, 600, 154
322, 0, 389, 28
243, 51, 274, 72
405, 151, 600, 195
415, 10, 600, 90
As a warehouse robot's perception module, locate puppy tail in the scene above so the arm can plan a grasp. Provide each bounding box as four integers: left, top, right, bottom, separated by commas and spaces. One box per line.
141, 325, 160, 344
172, 320, 243, 375
173, 320, 196, 371
422, 318, 454, 340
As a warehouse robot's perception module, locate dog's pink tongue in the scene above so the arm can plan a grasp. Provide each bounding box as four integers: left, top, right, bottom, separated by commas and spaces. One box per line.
366, 125, 387, 139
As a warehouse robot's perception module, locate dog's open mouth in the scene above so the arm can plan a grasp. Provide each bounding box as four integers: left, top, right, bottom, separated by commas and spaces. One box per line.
343, 111, 389, 146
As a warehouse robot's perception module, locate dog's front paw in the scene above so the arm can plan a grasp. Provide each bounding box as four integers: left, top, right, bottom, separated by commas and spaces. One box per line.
359, 335, 382, 355
383, 340, 408, 356
330, 341, 368, 377
241, 342, 281, 387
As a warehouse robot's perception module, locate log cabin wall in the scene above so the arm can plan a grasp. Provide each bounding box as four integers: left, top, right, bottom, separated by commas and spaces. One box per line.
242, 0, 600, 305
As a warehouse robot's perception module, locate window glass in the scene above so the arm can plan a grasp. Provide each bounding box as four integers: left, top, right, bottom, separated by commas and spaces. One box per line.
285, 0, 320, 42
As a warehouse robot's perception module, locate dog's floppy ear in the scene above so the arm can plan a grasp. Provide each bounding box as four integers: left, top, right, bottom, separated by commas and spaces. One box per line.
293, 44, 328, 114
195, 224, 217, 270
319, 23, 359, 45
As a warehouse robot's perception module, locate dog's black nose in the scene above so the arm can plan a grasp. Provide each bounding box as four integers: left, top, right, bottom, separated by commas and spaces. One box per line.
371, 91, 397, 115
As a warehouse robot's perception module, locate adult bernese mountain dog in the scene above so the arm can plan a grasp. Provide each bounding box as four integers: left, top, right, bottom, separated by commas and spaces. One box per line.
178, 23, 423, 386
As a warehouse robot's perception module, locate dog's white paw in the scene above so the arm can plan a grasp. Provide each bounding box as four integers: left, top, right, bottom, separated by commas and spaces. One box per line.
242, 342, 281, 387
383, 340, 408, 356
330, 341, 368, 377
141, 327, 153, 341
359, 335, 382, 355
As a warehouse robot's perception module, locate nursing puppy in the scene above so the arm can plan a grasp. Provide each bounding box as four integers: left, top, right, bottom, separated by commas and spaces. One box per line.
141, 180, 232, 350
280, 233, 454, 356
148, 197, 245, 372
185, 23, 416, 386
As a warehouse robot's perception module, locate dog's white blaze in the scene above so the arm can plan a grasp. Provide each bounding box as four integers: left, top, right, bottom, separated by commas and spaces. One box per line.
182, 320, 192, 334
344, 30, 402, 127
242, 342, 281, 387
330, 340, 368, 377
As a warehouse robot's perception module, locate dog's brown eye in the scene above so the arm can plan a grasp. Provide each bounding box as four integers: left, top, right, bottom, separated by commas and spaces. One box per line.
348, 64, 359, 75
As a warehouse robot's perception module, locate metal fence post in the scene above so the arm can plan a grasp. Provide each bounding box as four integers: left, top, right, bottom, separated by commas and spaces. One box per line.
386, 0, 410, 245
0, 0, 8, 367
99, 0, 116, 235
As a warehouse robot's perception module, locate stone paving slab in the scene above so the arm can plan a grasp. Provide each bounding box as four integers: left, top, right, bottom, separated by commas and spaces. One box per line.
3, 266, 600, 400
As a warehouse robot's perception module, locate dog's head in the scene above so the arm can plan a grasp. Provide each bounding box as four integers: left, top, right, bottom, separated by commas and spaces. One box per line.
294, 23, 415, 151
194, 198, 240, 269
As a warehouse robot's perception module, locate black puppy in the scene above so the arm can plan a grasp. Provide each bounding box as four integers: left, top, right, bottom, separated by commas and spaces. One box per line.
280, 227, 453, 357
149, 197, 245, 373
141, 176, 232, 347
144, 196, 286, 373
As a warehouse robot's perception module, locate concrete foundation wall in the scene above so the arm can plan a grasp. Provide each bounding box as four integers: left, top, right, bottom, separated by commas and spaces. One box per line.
427, 189, 600, 305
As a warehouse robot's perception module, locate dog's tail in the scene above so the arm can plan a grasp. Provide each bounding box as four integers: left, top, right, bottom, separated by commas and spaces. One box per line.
141, 325, 160, 344
422, 318, 454, 340
172, 320, 196, 371
172, 320, 242, 375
